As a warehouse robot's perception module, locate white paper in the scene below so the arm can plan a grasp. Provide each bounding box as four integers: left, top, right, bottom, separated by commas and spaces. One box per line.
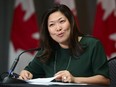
29, 82, 88, 85
26, 76, 88, 85
26, 76, 57, 83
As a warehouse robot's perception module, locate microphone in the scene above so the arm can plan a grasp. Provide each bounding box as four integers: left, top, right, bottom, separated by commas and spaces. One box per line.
2, 48, 40, 83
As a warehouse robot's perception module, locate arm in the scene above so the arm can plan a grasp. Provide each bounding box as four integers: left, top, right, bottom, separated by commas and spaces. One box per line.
76, 40, 110, 85
19, 51, 45, 80
55, 70, 110, 85
74, 75, 110, 85
55, 39, 110, 85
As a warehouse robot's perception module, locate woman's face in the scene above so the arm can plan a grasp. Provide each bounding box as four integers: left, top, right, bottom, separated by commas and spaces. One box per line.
48, 11, 71, 48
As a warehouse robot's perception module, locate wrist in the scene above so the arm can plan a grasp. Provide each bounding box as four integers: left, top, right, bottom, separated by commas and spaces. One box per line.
73, 77, 82, 83
72, 77, 76, 83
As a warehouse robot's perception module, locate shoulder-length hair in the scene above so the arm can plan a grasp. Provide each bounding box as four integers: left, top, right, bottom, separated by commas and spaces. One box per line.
38, 4, 84, 62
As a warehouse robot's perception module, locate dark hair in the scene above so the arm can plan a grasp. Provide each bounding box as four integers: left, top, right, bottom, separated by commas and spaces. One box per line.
38, 4, 84, 62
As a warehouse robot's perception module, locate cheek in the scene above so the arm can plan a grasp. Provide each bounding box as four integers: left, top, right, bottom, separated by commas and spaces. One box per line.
63, 22, 70, 31
48, 28, 57, 41
48, 28, 55, 35
49, 33, 57, 42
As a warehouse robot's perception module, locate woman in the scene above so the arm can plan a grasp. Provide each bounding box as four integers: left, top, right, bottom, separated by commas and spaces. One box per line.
19, 4, 110, 85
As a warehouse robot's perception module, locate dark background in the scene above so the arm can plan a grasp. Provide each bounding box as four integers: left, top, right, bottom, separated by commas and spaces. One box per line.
0, 0, 97, 74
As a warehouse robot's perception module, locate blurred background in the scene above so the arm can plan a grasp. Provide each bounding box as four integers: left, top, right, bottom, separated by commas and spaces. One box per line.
0, 0, 116, 78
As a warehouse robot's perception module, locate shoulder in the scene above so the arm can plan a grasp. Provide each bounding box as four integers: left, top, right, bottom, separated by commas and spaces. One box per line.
81, 35, 103, 47
32, 49, 44, 63
36, 48, 44, 56
82, 35, 101, 43
34, 48, 44, 60
84, 35, 99, 41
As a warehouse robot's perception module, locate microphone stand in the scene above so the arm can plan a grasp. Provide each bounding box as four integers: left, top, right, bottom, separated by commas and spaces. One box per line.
2, 48, 40, 84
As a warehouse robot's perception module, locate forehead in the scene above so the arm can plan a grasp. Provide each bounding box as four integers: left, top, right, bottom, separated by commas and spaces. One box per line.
48, 11, 66, 22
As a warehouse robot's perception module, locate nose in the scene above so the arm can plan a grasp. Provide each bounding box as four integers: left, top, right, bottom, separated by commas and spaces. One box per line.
56, 23, 62, 31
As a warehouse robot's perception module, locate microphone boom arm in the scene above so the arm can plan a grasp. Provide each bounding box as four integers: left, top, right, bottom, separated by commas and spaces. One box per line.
8, 48, 40, 78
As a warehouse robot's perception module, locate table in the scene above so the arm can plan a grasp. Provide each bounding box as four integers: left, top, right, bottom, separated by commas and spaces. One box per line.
0, 83, 110, 87
0, 77, 112, 87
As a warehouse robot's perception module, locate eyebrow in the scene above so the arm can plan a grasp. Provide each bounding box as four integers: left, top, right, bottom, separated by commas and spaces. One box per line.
48, 17, 64, 23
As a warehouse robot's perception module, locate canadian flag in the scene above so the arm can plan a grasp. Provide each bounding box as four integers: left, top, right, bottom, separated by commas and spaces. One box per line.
93, 0, 116, 58
55, 0, 77, 15
54, 0, 78, 25
9, 0, 40, 73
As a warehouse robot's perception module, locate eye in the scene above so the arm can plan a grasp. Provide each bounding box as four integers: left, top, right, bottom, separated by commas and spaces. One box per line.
49, 23, 55, 27
60, 20, 65, 23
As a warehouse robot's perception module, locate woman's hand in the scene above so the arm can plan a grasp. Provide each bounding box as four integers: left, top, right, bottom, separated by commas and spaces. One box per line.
18, 70, 33, 80
54, 70, 110, 85
54, 70, 75, 83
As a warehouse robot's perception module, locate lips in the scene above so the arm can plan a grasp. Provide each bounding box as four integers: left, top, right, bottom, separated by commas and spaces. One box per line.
57, 32, 64, 37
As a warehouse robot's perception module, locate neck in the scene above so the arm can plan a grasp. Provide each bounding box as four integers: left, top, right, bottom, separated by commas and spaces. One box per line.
59, 44, 69, 48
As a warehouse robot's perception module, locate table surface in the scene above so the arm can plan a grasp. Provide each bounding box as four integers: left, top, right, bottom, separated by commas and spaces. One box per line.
0, 78, 112, 87
0, 83, 110, 87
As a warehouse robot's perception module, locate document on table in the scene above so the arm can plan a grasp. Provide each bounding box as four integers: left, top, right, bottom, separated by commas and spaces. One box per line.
26, 76, 57, 83
26, 76, 87, 85
29, 82, 88, 85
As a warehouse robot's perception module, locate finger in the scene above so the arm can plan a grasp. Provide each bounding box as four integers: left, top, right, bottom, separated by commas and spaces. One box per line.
20, 74, 30, 80
55, 71, 63, 76
55, 70, 68, 75
24, 72, 32, 79
28, 73, 33, 79
18, 76, 23, 80
25, 73, 29, 77
65, 76, 71, 83
21, 76, 28, 80
62, 75, 72, 83
62, 76, 67, 82
63, 76, 67, 80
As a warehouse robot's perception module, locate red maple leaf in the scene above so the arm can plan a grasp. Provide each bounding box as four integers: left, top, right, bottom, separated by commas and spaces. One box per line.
93, 3, 116, 58
11, 4, 40, 53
